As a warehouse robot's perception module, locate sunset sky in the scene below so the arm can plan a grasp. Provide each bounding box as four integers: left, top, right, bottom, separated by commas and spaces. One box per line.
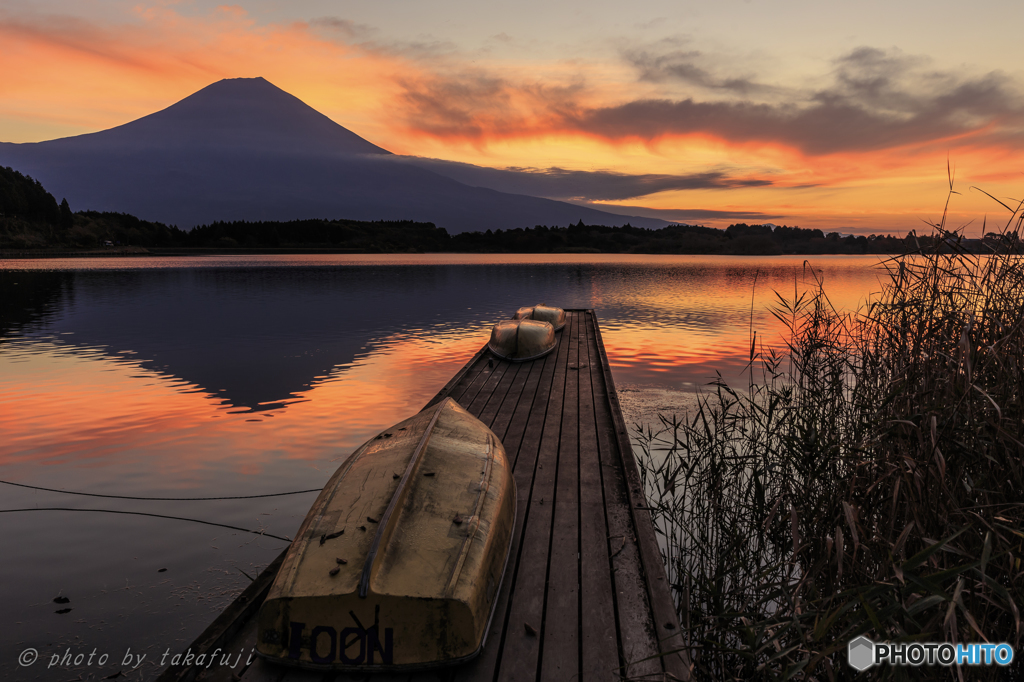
3, 0, 1024, 233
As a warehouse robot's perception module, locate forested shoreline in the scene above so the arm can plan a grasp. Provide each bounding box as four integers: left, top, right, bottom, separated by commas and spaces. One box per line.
2, 165, 1014, 255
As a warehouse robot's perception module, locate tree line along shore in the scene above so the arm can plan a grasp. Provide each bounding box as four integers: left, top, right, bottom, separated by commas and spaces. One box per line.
2, 165, 1015, 255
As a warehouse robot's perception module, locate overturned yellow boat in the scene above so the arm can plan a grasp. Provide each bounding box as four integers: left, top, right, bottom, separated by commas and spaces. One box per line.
256, 397, 516, 671
487, 319, 556, 362
512, 304, 566, 332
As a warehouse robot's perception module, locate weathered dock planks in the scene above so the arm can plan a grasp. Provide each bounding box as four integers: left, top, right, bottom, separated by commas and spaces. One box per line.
158, 310, 688, 682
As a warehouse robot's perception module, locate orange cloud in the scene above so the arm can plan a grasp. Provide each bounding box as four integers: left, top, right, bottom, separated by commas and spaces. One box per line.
0, 5, 406, 144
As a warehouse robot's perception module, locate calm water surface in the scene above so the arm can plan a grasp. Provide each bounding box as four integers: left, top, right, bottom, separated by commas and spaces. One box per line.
0, 254, 889, 681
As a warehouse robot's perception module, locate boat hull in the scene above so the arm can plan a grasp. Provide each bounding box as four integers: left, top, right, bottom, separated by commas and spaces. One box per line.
256, 397, 516, 671
487, 319, 556, 361
512, 304, 566, 332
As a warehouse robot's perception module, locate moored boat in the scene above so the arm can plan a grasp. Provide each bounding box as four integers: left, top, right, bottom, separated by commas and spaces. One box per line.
512, 304, 566, 331
487, 319, 557, 361
256, 397, 516, 671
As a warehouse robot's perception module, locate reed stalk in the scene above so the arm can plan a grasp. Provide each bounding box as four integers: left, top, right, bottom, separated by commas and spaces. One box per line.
635, 184, 1024, 680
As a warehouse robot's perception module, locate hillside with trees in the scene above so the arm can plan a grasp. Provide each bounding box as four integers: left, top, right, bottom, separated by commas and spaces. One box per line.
3, 166, 1005, 255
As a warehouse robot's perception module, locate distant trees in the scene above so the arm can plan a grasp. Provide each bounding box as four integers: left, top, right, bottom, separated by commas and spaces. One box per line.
0, 165, 935, 255
442, 222, 909, 255
720, 222, 913, 255
59, 199, 73, 230
0, 165, 192, 248
0, 166, 61, 224
73, 211, 187, 247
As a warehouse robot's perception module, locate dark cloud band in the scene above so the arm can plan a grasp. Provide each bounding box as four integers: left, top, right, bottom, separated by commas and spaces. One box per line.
393, 156, 772, 200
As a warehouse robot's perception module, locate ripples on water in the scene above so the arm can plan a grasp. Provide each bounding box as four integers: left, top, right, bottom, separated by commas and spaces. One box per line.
0, 254, 887, 681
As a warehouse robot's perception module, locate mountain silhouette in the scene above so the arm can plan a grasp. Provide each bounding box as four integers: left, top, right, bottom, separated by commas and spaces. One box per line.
0, 77, 669, 232
38, 77, 392, 157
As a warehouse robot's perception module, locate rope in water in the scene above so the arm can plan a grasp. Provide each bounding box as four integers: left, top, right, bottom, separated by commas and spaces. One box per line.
0, 479, 322, 501
0, 507, 292, 542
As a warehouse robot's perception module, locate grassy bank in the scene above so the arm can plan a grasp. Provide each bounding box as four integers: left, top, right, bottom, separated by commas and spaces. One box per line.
635, 191, 1024, 680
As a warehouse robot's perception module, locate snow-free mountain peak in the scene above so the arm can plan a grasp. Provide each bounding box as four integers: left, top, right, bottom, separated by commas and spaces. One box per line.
46, 76, 391, 156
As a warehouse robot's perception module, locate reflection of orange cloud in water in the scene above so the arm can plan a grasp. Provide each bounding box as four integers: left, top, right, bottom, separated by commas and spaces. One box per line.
0, 346, 226, 469
594, 257, 887, 386
267, 332, 487, 458
0, 261, 888, 481
606, 329, 749, 373
604, 322, 776, 389
0, 331, 487, 482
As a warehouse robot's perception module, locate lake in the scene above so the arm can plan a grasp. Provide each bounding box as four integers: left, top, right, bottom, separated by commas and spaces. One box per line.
0, 253, 889, 681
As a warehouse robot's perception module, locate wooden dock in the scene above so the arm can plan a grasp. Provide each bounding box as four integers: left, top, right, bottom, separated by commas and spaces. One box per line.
160, 310, 688, 682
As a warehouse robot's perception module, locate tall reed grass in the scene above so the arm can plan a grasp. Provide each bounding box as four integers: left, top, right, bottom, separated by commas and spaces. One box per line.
635, 186, 1024, 680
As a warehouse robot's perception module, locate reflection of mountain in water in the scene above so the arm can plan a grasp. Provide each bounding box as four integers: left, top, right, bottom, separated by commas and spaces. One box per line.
5, 265, 596, 411
0, 260, 808, 410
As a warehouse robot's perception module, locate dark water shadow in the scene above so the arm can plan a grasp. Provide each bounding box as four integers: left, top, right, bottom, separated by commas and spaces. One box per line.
0, 270, 75, 340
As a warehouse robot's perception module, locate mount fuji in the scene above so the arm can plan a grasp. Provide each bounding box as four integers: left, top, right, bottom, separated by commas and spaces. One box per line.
0, 77, 670, 233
